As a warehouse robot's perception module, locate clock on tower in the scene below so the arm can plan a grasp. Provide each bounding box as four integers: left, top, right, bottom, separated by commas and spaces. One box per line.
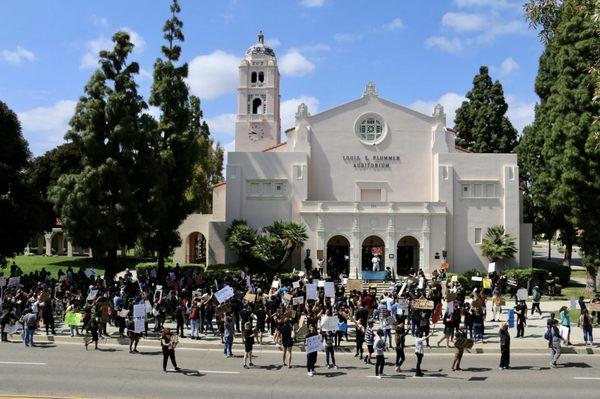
248, 123, 265, 142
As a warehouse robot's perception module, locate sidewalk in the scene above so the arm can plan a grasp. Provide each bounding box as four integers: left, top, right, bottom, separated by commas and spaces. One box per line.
5, 299, 598, 354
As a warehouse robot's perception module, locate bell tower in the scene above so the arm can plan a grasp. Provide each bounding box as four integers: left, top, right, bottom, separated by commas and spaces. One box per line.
235, 31, 281, 152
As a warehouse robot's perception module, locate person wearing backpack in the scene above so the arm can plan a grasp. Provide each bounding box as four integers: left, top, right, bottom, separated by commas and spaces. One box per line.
20, 309, 37, 347
550, 319, 566, 367
189, 301, 200, 340
531, 286, 542, 318
577, 309, 594, 346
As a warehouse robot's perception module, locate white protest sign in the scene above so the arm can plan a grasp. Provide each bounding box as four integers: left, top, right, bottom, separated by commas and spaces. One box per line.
306, 284, 317, 300
133, 303, 146, 318
471, 276, 483, 282
86, 289, 98, 301
215, 285, 234, 304
292, 281, 300, 289
134, 318, 145, 333
119, 309, 129, 318
305, 334, 324, 354
342, 278, 348, 285
84, 269, 96, 279
321, 316, 339, 331
398, 282, 407, 297
4, 322, 19, 335
8, 277, 20, 287
570, 298, 577, 310
144, 300, 153, 314
292, 296, 305, 306
397, 299, 409, 316
271, 280, 280, 289
516, 288, 528, 301
317, 280, 325, 288
488, 262, 496, 273
324, 282, 335, 298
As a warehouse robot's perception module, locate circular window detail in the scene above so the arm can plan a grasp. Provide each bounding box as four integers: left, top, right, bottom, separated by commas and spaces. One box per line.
355, 113, 387, 145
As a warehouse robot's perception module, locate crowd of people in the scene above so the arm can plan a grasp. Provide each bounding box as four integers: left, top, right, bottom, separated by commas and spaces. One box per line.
1, 261, 599, 377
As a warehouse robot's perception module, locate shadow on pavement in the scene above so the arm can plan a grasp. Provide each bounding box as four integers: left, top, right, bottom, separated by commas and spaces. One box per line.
559, 362, 591, 368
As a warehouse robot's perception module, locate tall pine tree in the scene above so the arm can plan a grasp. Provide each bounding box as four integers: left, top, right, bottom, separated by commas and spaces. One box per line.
50, 31, 151, 276
455, 66, 519, 153
0, 100, 42, 258
520, 0, 600, 289
143, 0, 201, 267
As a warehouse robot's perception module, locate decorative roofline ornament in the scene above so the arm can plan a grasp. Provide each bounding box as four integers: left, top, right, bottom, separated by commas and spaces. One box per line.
295, 103, 310, 120
433, 103, 446, 125
363, 82, 378, 97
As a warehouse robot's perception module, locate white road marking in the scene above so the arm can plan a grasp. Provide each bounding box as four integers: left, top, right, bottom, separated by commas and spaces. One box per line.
573, 377, 600, 380
0, 361, 47, 365
197, 370, 241, 374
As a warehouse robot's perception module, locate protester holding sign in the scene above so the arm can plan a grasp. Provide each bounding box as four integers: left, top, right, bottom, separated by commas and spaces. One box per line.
305, 324, 320, 376
160, 328, 180, 372
394, 322, 409, 372
414, 330, 432, 377
126, 315, 140, 353
452, 326, 468, 371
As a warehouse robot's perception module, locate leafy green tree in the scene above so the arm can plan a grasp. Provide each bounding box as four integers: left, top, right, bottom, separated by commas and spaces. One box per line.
142, 0, 200, 267
454, 66, 519, 153
266, 221, 308, 264
226, 220, 256, 262
50, 31, 151, 277
481, 225, 518, 264
25, 143, 82, 231
521, 0, 600, 290
187, 95, 224, 214
0, 100, 42, 258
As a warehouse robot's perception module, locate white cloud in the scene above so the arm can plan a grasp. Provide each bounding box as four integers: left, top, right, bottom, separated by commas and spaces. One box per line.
499, 57, 519, 76
506, 94, 535, 134
206, 113, 236, 136
452, 0, 517, 9
80, 29, 144, 69
383, 18, 404, 31
442, 12, 486, 32
334, 33, 362, 44
187, 50, 239, 99
266, 38, 281, 48
91, 15, 108, 28
409, 92, 467, 127
1, 45, 35, 65
280, 96, 319, 130
279, 49, 315, 77
424, 36, 463, 54
299, 0, 326, 7
18, 100, 77, 155
473, 20, 526, 44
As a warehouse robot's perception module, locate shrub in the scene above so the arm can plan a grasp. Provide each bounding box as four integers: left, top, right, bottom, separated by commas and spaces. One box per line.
531, 258, 571, 285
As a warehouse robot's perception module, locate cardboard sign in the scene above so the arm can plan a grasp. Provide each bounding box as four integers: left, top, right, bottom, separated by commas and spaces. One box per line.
215, 285, 234, 304
244, 293, 257, 302
516, 288, 528, 301
292, 296, 304, 305
283, 293, 293, 302
292, 281, 300, 289
346, 279, 363, 292
324, 282, 335, 298
306, 284, 317, 300
321, 316, 339, 331
454, 336, 474, 349
133, 303, 146, 318
446, 293, 457, 302
412, 299, 435, 310
305, 334, 324, 354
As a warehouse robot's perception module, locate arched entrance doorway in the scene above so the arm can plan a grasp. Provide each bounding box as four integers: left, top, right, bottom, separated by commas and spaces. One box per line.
362, 235, 385, 271
187, 232, 206, 264
397, 236, 419, 275
326, 235, 350, 277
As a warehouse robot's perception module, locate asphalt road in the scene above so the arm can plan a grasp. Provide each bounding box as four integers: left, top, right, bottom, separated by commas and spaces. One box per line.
1, 341, 599, 399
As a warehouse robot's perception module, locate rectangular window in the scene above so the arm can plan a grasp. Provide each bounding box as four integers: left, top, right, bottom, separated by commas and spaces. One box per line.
474, 184, 483, 198
246, 180, 287, 198
475, 228, 482, 244
486, 183, 495, 198
360, 188, 382, 202
462, 182, 498, 199
462, 184, 470, 197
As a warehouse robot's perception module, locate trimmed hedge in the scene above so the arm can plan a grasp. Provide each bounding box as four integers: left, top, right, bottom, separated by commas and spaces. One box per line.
531, 258, 571, 286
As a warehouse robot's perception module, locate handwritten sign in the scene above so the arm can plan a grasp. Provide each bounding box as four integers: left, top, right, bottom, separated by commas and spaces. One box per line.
292, 281, 300, 289
215, 285, 234, 304
7, 277, 20, 287
64, 311, 82, 326
306, 284, 317, 300
346, 279, 363, 292
134, 318, 145, 333
471, 276, 483, 282
244, 293, 257, 302
324, 282, 335, 298
292, 296, 304, 305
133, 303, 146, 318
321, 316, 339, 331
507, 278, 517, 287
317, 280, 325, 288
271, 280, 280, 289
283, 293, 293, 302
305, 334, 324, 354
86, 289, 98, 302
411, 299, 435, 310
454, 336, 474, 349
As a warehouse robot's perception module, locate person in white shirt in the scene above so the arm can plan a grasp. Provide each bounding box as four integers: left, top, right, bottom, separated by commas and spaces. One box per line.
414, 330, 432, 377
372, 255, 380, 271
374, 329, 388, 378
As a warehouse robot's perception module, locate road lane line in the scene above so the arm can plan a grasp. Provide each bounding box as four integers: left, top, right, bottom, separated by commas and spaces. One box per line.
573, 377, 600, 380
197, 370, 241, 374
0, 361, 47, 365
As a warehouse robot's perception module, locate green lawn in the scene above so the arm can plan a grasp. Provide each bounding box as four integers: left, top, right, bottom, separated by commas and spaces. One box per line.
4, 255, 143, 277
570, 270, 587, 280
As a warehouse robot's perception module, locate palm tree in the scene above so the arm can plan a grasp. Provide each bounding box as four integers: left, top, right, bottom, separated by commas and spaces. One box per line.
481, 225, 517, 264
225, 219, 256, 262
267, 221, 308, 265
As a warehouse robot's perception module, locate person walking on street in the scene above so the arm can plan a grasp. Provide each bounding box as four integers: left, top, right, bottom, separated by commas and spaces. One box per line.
277, 319, 294, 368
578, 309, 594, 346
223, 314, 234, 358
126, 316, 140, 353
324, 330, 337, 369
514, 300, 527, 338
531, 286, 542, 318
20, 309, 37, 347
559, 306, 572, 345
242, 321, 255, 368
364, 320, 375, 364
394, 322, 409, 372
84, 317, 100, 350
550, 319, 566, 367
161, 328, 180, 372
374, 329, 387, 378
499, 322, 511, 369
452, 326, 467, 371
414, 330, 432, 377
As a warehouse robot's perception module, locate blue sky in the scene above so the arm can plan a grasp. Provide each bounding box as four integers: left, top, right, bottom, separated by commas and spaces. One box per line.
0, 0, 543, 156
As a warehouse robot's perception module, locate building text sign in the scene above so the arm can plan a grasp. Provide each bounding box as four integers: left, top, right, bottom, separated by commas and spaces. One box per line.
342, 155, 400, 169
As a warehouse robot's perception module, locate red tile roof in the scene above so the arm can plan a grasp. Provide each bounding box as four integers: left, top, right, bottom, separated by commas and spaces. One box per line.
262, 141, 288, 152
455, 146, 472, 153
211, 181, 226, 189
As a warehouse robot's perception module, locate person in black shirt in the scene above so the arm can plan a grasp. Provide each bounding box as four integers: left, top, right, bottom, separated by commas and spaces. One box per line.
306, 324, 319, 376
161, 328, 180, 372
277, 319, 294, 368
499, 322, 511, 369
242, 321, 255, 368
514, 301, 527, 338
253, 304, 266, 345
394, 323, 409, 372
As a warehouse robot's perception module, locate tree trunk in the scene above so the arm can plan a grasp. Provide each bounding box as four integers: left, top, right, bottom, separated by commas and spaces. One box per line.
548, 238, 552, 260
563, 242, 572, 266
585, 266, 597, 293
103, 248, 117, 282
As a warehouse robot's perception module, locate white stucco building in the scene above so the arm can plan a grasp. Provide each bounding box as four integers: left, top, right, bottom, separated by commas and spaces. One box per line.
173, 33, 532, 277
